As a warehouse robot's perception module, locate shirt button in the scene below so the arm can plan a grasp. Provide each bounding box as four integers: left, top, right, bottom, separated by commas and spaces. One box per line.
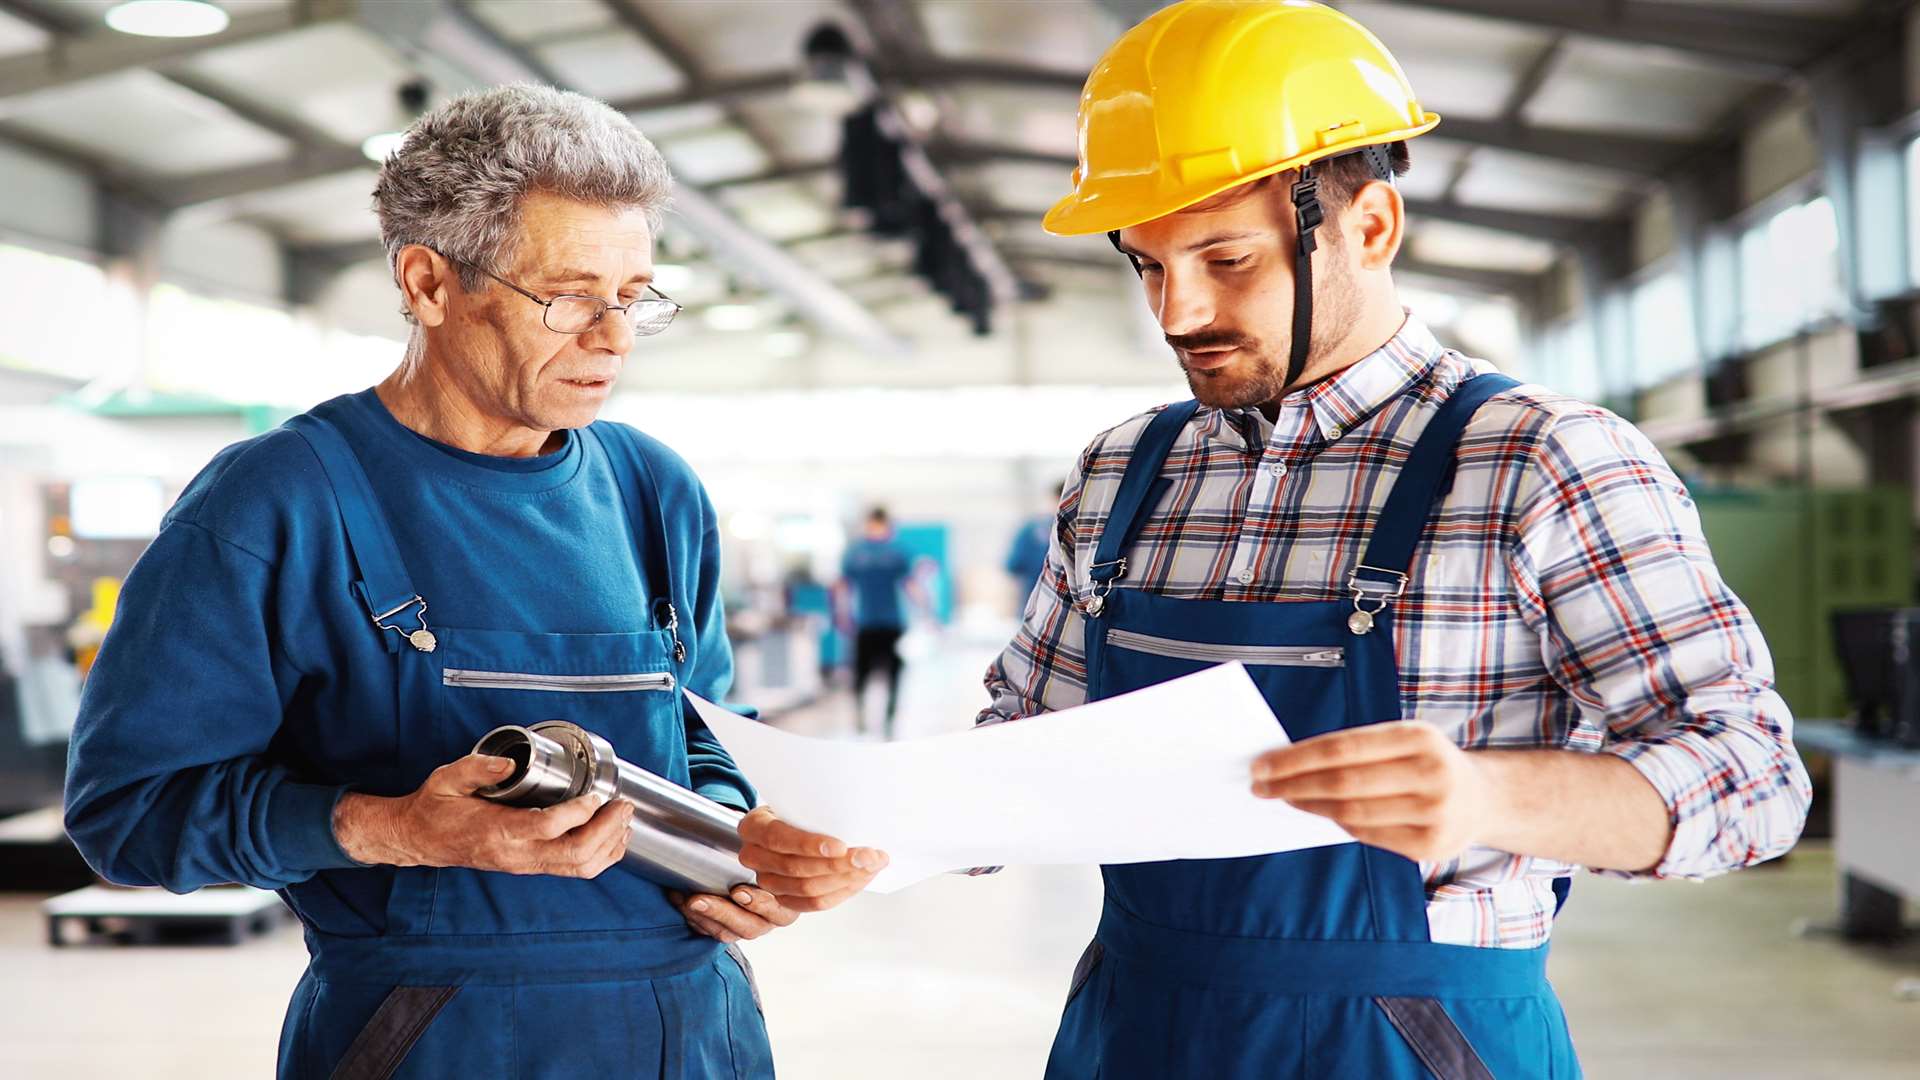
1235, 568, 1255, 585
1325, 426, 1342, 440
1268, 462, 1287, 478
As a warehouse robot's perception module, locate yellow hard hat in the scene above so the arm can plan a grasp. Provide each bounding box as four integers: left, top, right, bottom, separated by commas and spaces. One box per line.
1043, 0, 1439, 237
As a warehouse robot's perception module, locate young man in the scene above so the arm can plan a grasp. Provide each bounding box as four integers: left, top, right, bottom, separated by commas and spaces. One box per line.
980, 3, 1811, 1077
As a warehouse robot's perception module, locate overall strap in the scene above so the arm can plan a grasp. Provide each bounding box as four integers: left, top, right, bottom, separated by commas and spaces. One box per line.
588, 422, 686, 663
1088, 400, 1202, 587
285, 413, 433, 654
1352, 373, 1520, 589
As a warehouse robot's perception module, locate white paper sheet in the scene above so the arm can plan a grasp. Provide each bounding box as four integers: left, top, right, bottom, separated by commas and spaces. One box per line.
688, 662, 1354, 893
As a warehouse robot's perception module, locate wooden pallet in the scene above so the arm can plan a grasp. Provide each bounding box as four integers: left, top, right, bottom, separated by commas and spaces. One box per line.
44, 884, 289, 947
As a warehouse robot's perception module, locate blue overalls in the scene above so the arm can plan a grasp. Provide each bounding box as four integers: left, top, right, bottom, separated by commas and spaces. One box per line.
279, 414, 773, 1079
1046, 374, 1582, 1079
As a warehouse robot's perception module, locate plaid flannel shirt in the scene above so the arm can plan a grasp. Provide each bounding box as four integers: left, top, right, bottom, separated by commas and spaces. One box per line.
979, 317, 1811, 948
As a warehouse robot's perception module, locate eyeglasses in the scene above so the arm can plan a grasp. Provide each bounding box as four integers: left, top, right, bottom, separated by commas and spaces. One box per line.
456, 259, 682, 336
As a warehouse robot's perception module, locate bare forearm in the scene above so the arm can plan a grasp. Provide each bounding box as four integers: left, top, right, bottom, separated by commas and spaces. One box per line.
1472, 750, 1671, 873
331, 791, 413, 866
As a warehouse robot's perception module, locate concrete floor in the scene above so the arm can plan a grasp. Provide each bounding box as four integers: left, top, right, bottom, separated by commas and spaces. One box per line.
4, 629, 1917, 1078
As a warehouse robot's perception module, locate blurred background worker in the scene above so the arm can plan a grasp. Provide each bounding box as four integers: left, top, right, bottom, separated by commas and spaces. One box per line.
1004, 480, 1064, 614
837, 506, 916, 738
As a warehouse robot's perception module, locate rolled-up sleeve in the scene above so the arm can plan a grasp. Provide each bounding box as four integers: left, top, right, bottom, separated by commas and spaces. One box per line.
1504, 409, 1811, 879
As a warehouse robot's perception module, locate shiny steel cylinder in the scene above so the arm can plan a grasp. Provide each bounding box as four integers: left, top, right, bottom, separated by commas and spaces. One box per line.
473, 721, 752, 896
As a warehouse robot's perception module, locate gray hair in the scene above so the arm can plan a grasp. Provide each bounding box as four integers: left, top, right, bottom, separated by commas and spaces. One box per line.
373, 83, 673, 296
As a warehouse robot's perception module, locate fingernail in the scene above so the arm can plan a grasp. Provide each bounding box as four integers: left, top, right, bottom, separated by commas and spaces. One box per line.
819, 841, 833, 856
853, 849, 877, 870
691, 899, 707, 912
733, 891, 753, 906
487, 757, 511, 772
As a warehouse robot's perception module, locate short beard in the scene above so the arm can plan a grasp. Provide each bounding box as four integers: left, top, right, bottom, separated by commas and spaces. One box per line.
1172, 251, 1359, 411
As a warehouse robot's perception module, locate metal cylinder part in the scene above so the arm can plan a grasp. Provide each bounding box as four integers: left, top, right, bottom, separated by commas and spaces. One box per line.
473, 721, 753, 896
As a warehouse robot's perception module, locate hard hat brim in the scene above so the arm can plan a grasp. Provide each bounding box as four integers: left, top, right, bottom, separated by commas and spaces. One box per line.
1041, 114, 1441, 238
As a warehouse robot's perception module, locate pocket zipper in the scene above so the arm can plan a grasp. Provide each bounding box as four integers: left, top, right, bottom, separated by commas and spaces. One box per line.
1104, 629, 1345, 667
441, 669, 678, 693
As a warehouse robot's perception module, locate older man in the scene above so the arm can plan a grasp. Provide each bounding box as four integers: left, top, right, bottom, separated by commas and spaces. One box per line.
63, 84, 882, 1077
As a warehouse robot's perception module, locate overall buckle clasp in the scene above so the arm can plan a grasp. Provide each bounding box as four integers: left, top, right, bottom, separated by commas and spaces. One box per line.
372, 594, 437, 653
1084, 557, 1128, 618
1345, 566, 1407, 636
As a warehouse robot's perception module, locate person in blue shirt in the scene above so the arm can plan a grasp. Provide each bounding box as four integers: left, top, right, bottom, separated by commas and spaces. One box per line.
62, 84, 886, 1079
1004, 480, 1065, 615
836, 508, 916, 739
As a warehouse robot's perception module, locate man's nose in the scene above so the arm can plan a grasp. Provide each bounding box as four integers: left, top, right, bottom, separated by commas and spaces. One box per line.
580, 305, 637, 355
1155, 269, 1215, 338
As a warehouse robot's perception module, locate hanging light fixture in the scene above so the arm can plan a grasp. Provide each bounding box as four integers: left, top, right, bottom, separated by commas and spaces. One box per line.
103, 0, 230, 38
360, 132, 406, 164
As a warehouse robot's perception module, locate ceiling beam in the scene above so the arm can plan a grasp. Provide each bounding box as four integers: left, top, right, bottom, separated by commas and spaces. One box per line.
1385, 0, 1850, 75
0, 0, 352, 100
148, 68, 371, 213
354, 0, 903, 354
154, 147, 368, 213
928, 140, 1074, 171
1401, 197, 1597, 245
1442, 34, 1561, 208
966, 187, 1600, 248
600, 0, 790, 168
0, 0, 74, 36
613, 70, 795, 116
706, 160, 835, 191
1433, 117, 1683, 177
1394, 255, 1544, 298
610, 59, 1677, 178
287, 239, 382, 267
932, 119, 1683, 186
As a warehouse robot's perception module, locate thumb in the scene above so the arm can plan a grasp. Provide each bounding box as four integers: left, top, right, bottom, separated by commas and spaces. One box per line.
737, 805, 778, 841
436, 752, 517, 796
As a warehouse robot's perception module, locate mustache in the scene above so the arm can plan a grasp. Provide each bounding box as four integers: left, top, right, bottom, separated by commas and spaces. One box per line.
1167, 330, 1255, 352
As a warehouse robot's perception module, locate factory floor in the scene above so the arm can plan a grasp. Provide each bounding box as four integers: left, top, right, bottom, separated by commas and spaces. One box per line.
4, 630, 1917, 1079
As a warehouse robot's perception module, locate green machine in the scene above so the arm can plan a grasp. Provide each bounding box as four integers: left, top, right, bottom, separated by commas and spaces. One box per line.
1694, 487, 1913, 720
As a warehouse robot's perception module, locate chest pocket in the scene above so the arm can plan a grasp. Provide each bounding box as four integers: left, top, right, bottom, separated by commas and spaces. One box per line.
386, 624, 691, 937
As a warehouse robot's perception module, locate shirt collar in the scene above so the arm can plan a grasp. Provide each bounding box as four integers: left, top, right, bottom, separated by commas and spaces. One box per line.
1207, 314, 1445, 450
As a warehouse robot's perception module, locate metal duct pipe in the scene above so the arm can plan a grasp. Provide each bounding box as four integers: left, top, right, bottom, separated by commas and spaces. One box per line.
473, 721, 753, 896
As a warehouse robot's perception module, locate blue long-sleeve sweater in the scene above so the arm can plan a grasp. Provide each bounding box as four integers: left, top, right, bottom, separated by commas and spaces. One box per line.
64, 389, 754, 938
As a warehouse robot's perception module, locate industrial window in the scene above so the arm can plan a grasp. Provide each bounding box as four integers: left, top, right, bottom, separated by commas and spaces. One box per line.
1630, 268, 1699, 386
0, 243, 116, 381
1529, 318, 1602, 402
1907, 136, 1920, 289
1738, 196, 1844, 352
145, 284, 394, 406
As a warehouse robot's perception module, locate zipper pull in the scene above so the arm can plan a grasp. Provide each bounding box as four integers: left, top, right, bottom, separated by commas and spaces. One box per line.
1300, 650, 1344, 663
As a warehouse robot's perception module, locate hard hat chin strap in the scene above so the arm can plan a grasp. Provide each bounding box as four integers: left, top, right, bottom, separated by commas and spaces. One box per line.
1288, 163, 1322, 394
1107, 151, 1383, 392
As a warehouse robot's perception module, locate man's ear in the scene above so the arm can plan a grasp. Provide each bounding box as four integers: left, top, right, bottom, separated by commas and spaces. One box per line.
1346, 179, 1405, 272
394, 245, 457, 328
